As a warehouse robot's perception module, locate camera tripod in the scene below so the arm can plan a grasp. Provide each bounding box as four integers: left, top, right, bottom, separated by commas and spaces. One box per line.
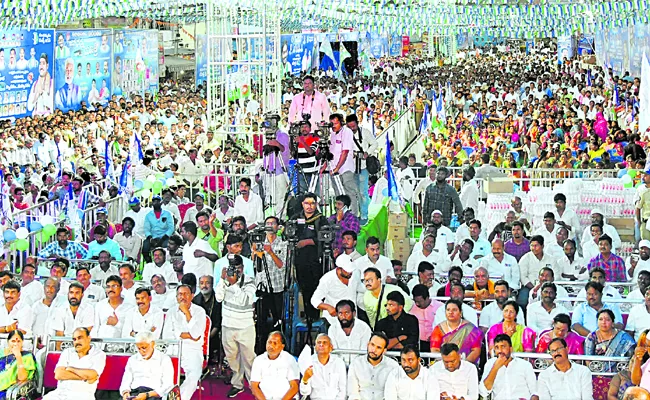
261, 143, 290, 217
253, 243, 283, 352
308, 145, 345, 211
282, 236, 298, 347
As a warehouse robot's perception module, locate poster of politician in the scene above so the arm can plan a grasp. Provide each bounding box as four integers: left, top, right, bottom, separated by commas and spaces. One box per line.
112, 30, 159, 98
0, 29, 55, 119
54, 29, 112, 112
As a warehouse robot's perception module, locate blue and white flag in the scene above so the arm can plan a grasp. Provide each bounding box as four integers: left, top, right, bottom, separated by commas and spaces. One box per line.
385, 133, 400, 204
419, 104, 430, 135
104, 140, 115, 182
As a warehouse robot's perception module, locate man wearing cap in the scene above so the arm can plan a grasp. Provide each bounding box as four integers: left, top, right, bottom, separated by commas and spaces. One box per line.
423, 166, 463, 227
580, 208, 621, 252
288, 75, 331, 130
406, 233, 451, 273
311, 255, 365, 326
629, 241, 650, 284
124, 197, 151, 239
346, 114, 378, 224
143, 195, 175, 263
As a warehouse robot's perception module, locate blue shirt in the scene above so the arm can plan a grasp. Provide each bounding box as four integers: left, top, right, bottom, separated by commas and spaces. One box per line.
87, 238, 124, 261
571, 301, 622, 333
143, 209, 175, 239
470, 237, 492, 259
213, 254, 255, 288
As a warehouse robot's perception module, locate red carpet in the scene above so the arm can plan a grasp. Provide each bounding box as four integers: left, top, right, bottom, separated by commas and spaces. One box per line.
192, 376, 256, 400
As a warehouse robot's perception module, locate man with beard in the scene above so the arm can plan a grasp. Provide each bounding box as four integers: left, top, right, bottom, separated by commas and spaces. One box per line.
196, 210, 224, 257
413, 210, 455, 254
88, 250, 119, 284
122, 287, 164, 339
559, 238, 588, 281
538, 338, 593, 399
479, 334, 539, 400
460, 166, 479, 216
406, 233, 451, 274
504, 221, 530, 262
375, 291, 419, 350
113, 217, 142, 263
527, 282, 570, 334
432, 343, 479, 400
478, 280, 524, 332
224, 216, 252, 258
54, 58, 81, 111
327, 299, 371, 367
348, 332, 399, 400
43, 327, 107, 400
163, 285, 206, 400
143, 195, 175, 263
384, 344, 440, 400
87, 225, 124, 261
627, 270, 650, 300
435, 266, 463, 298
180, 221, 219, 280
422, 166, 463, 227
338, 230, 363, 261
52, 283, 95, 336
193, 275, 220, 364
150, 274, 176, 311
628, 241, 650, 284
300, 334, 347, 400
480, 239, 520, 291
38, 227, 88, 260
488, 211, 516, 242
94, 275, 132, 339
291, 192, 329, 324
233, 178, 264, 231
119, 331, 175, 400
143, 247, 178, 284
167, 234, 184, 281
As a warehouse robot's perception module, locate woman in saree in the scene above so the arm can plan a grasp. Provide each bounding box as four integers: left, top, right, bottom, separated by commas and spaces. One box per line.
537, 313, 585, 355
430, 299, 482, 364
0, 330, 37, 399
584, 309, 635, 372
487, 300, 536, 353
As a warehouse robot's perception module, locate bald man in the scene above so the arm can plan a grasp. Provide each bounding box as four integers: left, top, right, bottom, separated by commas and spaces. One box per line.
479, 239, 520, 291
623, 387, 650, 400
300, 334, 347, 399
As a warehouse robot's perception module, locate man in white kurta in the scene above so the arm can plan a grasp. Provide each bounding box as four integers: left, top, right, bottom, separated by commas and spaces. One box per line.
119, 332, 175, 399
384, 345, 440, 400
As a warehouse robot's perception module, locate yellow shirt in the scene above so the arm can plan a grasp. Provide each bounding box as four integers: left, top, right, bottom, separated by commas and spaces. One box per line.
637, 189, 650, 220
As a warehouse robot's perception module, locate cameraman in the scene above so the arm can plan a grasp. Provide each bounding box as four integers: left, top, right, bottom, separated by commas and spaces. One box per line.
262, 121, 290, 216
291, 192, 329, 323
213, 234, 255, 286
296, 121, 319, 194
322, 113, 360, 217
252, 216, 287, 350
346, 114, 378, 225
214, 254, 256, 398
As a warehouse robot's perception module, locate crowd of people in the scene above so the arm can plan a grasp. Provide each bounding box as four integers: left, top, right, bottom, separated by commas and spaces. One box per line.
0, 41, 650, 400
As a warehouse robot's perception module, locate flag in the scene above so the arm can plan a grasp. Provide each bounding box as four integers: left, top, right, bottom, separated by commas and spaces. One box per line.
311, 38, 320, 71
385, 133, 400, 203
614, 84, 620, 106
587, 69, 593, 87
419, 104, 430, 135
104, 140, 114, 181
56, 143, 64, 179
640, 51, 650, 134
320, 36, 336, 70
0, 170, 12, 226
118, 152, 132, 197
132, 132, 144, 162
338, 44, 352, 78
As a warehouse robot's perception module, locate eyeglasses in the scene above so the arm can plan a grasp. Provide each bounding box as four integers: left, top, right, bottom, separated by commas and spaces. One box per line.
303, 201, 316, 206
549, 346, 566, 354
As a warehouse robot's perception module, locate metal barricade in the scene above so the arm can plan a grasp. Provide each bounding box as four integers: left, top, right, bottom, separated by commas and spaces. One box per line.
555, 296, 643, 313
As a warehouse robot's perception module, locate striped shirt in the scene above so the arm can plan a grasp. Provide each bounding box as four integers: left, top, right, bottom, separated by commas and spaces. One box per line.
297, 135, 319, 174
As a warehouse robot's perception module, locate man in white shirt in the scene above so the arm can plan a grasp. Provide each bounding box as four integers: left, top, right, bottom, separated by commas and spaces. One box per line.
32, 277, 66, 342
413, 210, 455, 254
518, 235, 561, 310
19, 264, 43, 306
537, 337, 593, 400
479, 333, 538, 400
118, 265, 139, 305
52, 283, 95, 336
75, 267, 106, 305
527, 282, 570, 334
150, 274, 177, 311
326, 113, 360, 216
552, 193, 581, 241
142, 247, 178, 285
124, 197, 151, 239
406, 233, 451, 273
119, 331, 175, 400
162, 285, 206, 400
94, 275, 132, 338
312, 255, 364, 325
180, 220, 219, 279
533, 212, 558, 247
459, 166, 480, 216
432, 343, 479, 400
233, 178, 265, 230
468, 220, 492, 260
348, 332, 399, 400
625, 283, 650, 341
43, 327, 107, 400
385, 344, 440, 400
88, 251, 119, 284
300, 334, 347, 400
352, 236, 397, 284
580, 208, 621, 253
122, 287, 164, 339
479, 280, 525, 331
328, 299, 372, 367
251, 331, 300, 400
629, 241, 650, 283
480, 239, 520, 290
0, 281, 34, 335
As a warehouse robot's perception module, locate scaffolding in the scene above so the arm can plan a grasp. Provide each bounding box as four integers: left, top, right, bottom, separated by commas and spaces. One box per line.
205, 3, 282, 131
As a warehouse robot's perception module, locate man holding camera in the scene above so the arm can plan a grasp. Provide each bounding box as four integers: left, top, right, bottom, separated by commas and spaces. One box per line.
215, 254, 256, 398
252, 216, 287, 349
323, 113, 360, 217
291, 192, 330, 324
346, 114, 378, 225
288, 75, 331, 130
261, 116, 291, 217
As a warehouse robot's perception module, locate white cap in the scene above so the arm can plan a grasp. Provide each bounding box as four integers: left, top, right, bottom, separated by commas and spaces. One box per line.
432, 210, 443, 216
590, 208, 603, 217
336, 255, 354, 273
640, 240, 650, 249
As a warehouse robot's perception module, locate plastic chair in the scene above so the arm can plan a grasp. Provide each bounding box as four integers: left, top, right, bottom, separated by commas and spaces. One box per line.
287, 283, 326, 353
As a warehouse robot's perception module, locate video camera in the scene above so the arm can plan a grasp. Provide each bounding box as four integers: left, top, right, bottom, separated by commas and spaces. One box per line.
250, 226, 274, 245
226, 254, 242, 277
284, 220, 299, 242
262, 113, 281, 141
315, 121, 334, 162
289, 113, 311, 138
317, 225, 340, 244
